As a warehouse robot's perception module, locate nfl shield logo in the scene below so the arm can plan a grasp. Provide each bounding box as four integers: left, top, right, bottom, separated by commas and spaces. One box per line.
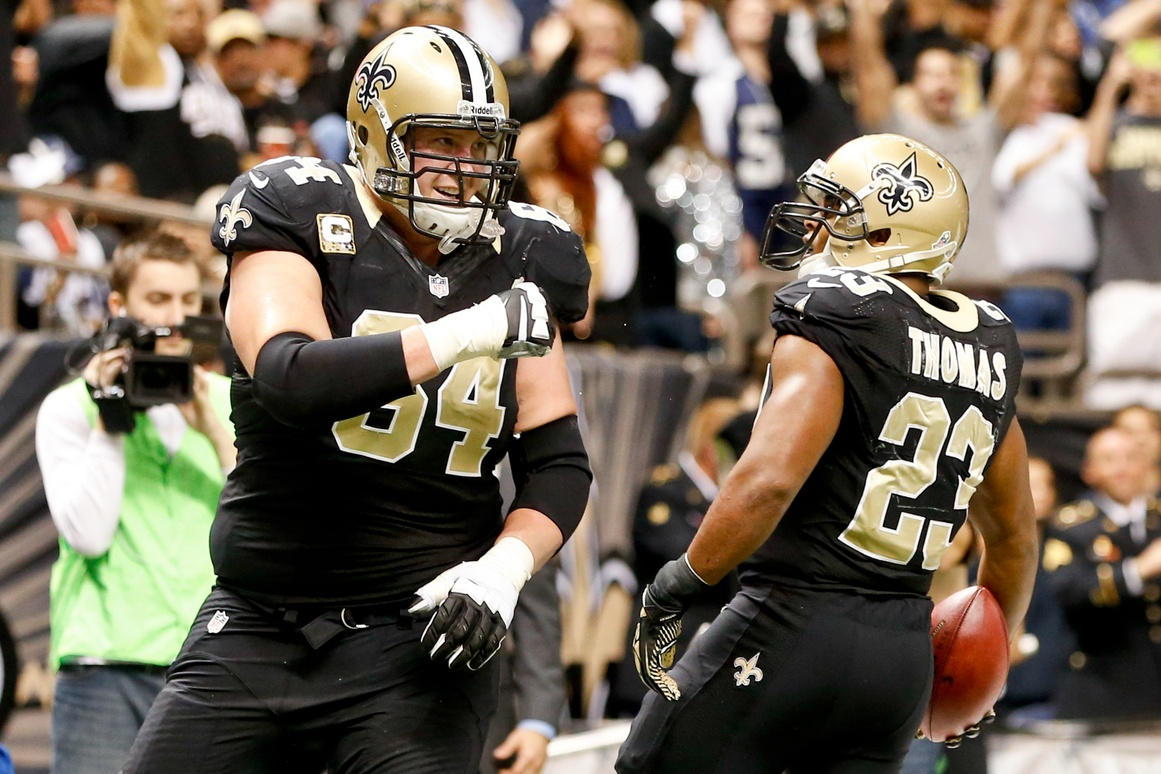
429, 274, 450, 298
207, 610, 229, 634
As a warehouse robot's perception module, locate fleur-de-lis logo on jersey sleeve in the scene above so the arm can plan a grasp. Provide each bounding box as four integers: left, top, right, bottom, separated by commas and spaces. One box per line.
871, 152, 934, 216
218, 190, 252, 247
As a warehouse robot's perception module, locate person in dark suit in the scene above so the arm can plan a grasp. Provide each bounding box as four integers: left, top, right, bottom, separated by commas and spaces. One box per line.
606, 397, 742, 717
998, 456, 1075, 724
1045, 426, 1161, 721
481, 564, 567, 774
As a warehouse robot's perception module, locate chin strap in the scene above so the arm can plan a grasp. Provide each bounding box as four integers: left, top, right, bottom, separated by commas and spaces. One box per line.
854, 241, 958, 285
798, 241, 956, 285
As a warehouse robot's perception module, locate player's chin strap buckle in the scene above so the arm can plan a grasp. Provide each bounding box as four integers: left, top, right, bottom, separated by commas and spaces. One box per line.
340, 608, 369, 630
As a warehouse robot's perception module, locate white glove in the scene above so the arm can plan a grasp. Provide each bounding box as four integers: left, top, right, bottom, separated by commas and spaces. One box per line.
420, 281, 555, 371
409, 537, 534, 670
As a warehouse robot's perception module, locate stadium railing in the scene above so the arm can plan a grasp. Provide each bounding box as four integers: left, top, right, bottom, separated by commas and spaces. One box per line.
0, 171, 209, 334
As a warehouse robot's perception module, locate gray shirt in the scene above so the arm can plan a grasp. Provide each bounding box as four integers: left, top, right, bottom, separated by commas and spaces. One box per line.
1094, 111, 1161, 287
882, 107, 1005, 289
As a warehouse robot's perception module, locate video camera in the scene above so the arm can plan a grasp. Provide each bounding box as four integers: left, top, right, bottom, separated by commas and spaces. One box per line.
90, 314, 224, 407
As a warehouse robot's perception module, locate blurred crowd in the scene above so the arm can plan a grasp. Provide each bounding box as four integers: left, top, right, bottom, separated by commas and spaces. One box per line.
4, 1, 1161, 766
2, 0, 1161, 408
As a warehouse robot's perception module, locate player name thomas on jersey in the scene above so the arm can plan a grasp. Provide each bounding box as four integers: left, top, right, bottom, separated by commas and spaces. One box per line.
745, 266, 1023, 596
906, 326, 1009, 401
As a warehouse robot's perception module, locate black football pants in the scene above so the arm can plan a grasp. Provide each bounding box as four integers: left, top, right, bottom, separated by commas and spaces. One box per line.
616, 583, 934, 774
123, 586, 499, 773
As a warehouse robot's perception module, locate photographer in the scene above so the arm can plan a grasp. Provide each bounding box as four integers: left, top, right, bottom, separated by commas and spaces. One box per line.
34, 231, 234, 774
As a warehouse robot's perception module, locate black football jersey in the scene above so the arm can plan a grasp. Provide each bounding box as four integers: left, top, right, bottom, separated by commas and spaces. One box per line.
743, 266, 1023, 596
207, 156, 589, 605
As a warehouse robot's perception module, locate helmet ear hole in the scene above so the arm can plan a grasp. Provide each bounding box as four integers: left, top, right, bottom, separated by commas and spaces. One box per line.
868, 228, 891, 246
357, 125, 369, 144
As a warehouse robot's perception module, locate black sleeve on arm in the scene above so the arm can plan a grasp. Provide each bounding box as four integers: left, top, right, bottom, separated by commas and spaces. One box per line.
509, 414, 592, 542
628, 67, 696, 166
766, 12, 812, 125
252, 330, 413, 427
508, 41, 580, 123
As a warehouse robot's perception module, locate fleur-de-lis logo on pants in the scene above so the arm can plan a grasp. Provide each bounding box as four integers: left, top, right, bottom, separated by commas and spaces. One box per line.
218, 190, 253, 247
871, 152, 934, 216
733, 653, 764, 687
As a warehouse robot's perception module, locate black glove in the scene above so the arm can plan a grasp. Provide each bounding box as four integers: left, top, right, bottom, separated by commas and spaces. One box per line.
497, 281, 555, 358
416, 589, 508, 671
408, 540, 531, 671
633, 553, 709, 701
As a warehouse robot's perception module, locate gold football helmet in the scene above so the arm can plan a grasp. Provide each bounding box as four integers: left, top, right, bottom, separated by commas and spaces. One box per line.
346, 25, 520, 252
761, 134, 968, 285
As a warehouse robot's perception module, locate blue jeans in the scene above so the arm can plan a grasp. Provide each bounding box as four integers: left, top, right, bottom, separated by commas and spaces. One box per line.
899, 736, 943, 774
52, 665, 165, 774
1000, 287, 1072, 332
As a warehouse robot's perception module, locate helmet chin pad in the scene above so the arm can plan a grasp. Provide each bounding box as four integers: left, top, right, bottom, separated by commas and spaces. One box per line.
395, 198, 505, 255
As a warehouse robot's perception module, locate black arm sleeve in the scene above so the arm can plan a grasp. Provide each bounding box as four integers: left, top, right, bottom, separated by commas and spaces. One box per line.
766, 13, 812, 125
627, 67, 696, 167
507, 41, 580, 124
509, 414, 592, 542
252, 330, 413, 427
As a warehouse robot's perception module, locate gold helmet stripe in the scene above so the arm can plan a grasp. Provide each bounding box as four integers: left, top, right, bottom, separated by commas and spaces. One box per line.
428, 25, 493, 105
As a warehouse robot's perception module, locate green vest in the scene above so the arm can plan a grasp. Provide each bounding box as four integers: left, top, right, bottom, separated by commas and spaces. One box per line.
49, 374, 232, 669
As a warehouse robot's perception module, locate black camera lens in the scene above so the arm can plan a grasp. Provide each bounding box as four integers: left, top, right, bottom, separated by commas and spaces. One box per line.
126, 354, 194, 406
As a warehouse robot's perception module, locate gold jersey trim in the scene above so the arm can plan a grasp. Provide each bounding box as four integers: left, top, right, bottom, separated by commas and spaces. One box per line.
882, 275, 980, 333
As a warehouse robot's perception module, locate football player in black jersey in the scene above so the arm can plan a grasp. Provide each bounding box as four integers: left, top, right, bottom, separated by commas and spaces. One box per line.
124, 26, 591, 773
617, 134, 1039, 773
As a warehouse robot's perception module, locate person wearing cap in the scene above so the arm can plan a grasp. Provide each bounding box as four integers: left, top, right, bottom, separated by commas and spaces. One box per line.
106, 0, 249, 199
205, 9, 266, 106
262, 0, 324, 110
208, 7, 299, 164
260, 0, 347, 161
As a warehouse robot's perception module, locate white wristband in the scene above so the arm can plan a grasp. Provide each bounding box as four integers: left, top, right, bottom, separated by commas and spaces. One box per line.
419, 295, 508, 371
479, 536, 535, 595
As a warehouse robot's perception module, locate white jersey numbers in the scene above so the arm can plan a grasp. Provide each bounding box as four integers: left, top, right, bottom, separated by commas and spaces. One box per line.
839, 392, 996, 570
332, 310, 506, 476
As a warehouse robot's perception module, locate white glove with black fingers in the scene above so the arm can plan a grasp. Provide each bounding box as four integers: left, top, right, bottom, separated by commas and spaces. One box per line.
496, 281, 554, 359
419, 280, 555, 372
633, 553, 710, 701
409, 537, 534, 670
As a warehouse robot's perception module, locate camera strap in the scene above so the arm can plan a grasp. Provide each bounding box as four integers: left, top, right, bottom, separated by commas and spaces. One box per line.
85, 382, 136, 434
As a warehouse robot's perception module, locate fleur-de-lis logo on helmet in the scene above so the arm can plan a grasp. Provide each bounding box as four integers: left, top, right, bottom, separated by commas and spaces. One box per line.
872, 152, 934, 216
218, 190, 252, 247
355, 51, 397, 112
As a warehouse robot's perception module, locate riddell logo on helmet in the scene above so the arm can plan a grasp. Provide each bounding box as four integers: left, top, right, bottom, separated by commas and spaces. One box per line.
456, 100, 506, 120
355, 52, 397, 112
872, 153, 934, 216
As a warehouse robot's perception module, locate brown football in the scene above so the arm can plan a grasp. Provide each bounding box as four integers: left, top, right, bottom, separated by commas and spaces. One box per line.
921, 585, 1009, 743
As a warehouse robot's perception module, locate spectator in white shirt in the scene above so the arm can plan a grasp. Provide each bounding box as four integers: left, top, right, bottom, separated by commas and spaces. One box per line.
993, 51, 1101, 332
